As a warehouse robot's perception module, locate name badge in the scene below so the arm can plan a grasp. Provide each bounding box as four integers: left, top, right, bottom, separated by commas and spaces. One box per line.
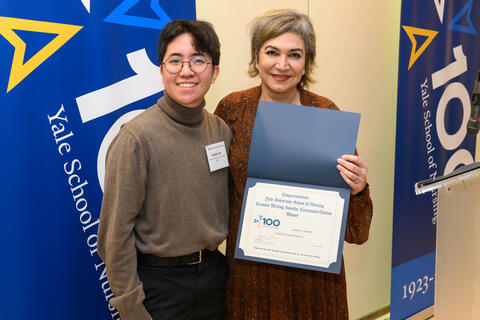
205, 141, 229, 172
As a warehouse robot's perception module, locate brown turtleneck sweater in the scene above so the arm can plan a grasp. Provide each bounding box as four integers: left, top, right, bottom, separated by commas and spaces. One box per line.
97, 94, 232, 320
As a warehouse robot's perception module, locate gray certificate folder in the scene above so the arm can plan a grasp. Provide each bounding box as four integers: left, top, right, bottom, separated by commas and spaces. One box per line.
234, 100, 361, 274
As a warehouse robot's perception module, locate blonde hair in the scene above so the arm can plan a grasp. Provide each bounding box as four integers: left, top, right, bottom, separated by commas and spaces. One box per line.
248, 9, 316, 88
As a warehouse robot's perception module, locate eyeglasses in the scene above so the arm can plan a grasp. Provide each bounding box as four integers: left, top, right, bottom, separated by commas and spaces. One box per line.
162, 57, 211, 74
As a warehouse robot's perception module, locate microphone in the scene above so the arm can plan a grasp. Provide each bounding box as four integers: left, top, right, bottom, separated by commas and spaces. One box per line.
467, 70, 480, 135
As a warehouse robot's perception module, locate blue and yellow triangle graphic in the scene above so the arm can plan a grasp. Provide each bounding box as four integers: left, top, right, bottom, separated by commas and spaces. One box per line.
0, 17, 82, 93
402, 26, 438, 70
104, 0, 171, 30
448, 0, 477, 35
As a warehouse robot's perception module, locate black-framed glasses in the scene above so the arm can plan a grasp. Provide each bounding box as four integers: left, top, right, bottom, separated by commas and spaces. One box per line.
162, 57, 211, 74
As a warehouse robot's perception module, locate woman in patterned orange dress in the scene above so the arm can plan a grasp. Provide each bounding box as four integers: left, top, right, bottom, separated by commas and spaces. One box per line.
215, 9, 373, 320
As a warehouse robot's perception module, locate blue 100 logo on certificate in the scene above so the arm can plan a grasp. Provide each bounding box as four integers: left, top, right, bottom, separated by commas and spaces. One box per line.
254, 215, 280, 228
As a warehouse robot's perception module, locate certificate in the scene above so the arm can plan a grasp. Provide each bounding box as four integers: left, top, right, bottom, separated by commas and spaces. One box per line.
239, 182, 345, 268
234, 101, 361, 274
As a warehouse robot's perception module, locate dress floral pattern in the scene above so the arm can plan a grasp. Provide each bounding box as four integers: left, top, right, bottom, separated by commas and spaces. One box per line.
215, 86, 373, 320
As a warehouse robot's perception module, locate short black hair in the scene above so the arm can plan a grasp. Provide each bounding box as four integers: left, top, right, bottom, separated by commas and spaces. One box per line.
157, 20, 220, 66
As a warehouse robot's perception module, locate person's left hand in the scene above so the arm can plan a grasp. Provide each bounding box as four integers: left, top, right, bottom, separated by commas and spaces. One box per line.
336, 155, 368, 195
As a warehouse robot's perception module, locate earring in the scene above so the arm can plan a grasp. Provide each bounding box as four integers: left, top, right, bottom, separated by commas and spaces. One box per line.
255, 63, 259, 70
302, 70, 305, 75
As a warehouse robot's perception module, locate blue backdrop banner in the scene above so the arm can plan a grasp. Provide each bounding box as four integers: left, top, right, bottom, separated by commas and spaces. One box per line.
0, 1, 195, 319
392, 1, 479, 319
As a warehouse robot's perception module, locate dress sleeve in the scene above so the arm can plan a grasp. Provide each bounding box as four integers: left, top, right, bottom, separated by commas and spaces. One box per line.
214, 96, 229, 122
344, 182, 373, 244
97, 129, 152, 320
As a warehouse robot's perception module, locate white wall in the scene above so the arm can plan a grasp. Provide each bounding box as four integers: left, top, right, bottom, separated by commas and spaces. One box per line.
308, 1, 401, 318
196, 1, 401, 318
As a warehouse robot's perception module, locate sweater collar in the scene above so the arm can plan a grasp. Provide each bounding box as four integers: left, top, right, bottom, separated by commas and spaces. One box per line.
157, 93, 205, 125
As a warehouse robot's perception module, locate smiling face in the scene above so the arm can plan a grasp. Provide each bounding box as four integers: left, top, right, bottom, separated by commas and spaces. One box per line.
257, 32, 306, 101
160, 33, 219, 108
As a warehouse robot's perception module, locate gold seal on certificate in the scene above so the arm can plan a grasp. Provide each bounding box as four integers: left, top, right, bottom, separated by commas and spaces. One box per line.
238, 182, 345, 268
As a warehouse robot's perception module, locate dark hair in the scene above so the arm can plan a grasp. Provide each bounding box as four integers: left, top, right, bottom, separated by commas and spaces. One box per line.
157, 20, 220, 66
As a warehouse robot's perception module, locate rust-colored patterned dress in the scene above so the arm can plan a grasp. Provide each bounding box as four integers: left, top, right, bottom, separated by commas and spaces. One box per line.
214, 86, 373, 320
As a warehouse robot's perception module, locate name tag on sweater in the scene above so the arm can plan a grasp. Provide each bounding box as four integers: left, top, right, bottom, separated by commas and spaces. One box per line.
205, 141, 229, 172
